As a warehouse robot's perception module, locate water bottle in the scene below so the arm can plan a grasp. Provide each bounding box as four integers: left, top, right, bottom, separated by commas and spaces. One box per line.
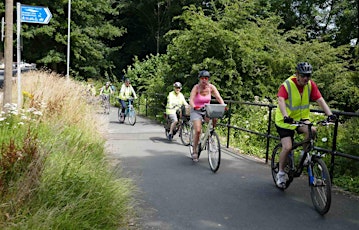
308, 165, 314, 185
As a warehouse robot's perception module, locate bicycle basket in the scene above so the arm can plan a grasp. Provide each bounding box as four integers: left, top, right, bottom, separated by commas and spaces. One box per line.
205, 104, 226, 118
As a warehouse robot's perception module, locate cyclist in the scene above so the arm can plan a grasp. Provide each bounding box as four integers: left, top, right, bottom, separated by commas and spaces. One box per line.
189, 70, 225, 162
165, 82, 188, 141
118, 78, 137, 123
100, 81, 113, 96
99, 81, 113, 106
275, 62, 336, 188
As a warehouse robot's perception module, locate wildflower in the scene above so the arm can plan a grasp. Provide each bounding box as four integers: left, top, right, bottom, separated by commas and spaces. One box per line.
33, 111, 43, 116
21, 115, 28, 120
0, 117, 5, 121
18, 122, 24, 126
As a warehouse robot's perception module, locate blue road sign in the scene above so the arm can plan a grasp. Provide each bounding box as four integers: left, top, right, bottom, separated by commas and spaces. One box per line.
21, 5, 52, 24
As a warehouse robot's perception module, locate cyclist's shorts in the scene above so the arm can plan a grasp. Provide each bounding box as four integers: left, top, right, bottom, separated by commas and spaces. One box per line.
275, 125, 300, 139
190, 108, 205, 121
168, 114, 178, 122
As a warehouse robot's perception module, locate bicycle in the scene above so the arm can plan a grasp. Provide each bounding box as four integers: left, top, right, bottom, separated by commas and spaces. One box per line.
271, 119, 334, 215
101, 94, 110, 114
118, 97, 136, 125
164, 105, 191, 145
189, 104, 226, 172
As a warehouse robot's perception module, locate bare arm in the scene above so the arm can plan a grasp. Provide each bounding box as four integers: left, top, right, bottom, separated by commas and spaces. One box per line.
211, 85, 225, 104
278, 96, 288, 117
316, 97, 333, 115
189, 85, 198, 108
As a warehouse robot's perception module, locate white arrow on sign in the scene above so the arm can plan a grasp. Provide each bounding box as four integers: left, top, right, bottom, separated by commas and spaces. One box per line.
21, 5, 52, 24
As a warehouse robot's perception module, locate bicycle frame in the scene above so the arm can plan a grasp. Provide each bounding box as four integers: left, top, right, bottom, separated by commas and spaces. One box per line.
125, 99, 134, 116
198, 118, 214, 152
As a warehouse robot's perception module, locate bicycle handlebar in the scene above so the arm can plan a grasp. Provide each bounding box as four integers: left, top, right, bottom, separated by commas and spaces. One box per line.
289, 120, 334, 127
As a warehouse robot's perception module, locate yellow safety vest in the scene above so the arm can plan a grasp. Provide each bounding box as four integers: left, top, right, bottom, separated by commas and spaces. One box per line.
275, 76, 312, 130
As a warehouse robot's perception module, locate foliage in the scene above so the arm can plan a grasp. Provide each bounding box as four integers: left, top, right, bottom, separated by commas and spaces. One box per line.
264, 0, 359, 47
19, 0, 126, 80
124, 0, 358, 111
0, 71, 134, 229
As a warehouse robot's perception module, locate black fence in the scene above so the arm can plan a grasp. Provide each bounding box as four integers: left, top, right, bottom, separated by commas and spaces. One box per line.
137, 92, 359, 180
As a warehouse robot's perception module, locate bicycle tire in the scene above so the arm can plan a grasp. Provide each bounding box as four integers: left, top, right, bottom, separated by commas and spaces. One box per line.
207, 131, 221, 173
271, 144, 293, 190
180, 121, 191, 146
128, 109, 136, 126
189, 125, 194, 157
309, 157, 332, 215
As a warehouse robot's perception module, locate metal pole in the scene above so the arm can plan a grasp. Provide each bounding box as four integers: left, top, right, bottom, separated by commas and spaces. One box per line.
3, 0, 14, 107
16, 2, 21, 108
66, 0, 71, 78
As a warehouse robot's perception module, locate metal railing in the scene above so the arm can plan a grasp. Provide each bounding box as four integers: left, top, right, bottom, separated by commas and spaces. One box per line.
137, 92, 359, 179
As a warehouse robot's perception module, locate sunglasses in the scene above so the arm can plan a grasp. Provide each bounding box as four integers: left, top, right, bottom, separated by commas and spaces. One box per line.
175, 87, 181, 89
200, 77, 209, 80
300, 74, 311, 79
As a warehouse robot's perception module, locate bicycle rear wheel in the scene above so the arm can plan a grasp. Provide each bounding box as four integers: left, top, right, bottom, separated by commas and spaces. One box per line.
207, 131, 221, 172
271, 144, 293, 190
180, 121, 191, 146
128, 108, 136, 126
309, 157, 331, 215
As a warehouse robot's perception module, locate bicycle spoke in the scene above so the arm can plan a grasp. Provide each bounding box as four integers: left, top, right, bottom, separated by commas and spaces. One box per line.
207, 131, 221, 172
310, 157, 331, 215
180, 121, 191, 146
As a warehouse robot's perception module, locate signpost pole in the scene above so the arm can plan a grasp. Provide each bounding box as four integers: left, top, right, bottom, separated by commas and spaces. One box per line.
16, 2, 21, 108
66, 0, 71, 79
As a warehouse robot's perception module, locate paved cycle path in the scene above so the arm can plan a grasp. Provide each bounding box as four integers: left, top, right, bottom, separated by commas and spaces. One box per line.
104, 109, 359, 230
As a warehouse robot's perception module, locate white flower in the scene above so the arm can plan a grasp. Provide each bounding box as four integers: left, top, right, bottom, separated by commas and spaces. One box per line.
33, 111, 43, 116
18, 122, 24, 126
0, 117, 5, 121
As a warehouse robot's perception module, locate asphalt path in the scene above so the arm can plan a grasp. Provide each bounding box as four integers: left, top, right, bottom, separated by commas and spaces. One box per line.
104, 108, 359, 230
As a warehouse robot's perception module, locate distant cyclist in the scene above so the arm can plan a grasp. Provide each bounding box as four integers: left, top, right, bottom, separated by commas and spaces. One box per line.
165, 82, 188, 141
100, 81, 113, 96
189, 70, 225, 162
118, 78, 137, 123
99, 81, 113, 104
275, 62, 336, 188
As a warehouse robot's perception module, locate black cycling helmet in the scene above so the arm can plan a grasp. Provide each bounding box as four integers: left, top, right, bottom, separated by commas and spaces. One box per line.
173, 82, 182, 88
198, 70, 210, 78
296, 62, 313, 74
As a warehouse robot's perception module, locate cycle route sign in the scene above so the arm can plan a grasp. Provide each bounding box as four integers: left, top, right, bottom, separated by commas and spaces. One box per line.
21, 5, 52, 24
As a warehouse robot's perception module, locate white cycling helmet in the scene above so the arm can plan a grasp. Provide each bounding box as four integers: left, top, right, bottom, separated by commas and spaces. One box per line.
173, 82, 182, 88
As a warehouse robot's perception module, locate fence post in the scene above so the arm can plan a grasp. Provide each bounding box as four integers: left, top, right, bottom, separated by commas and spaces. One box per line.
265, 106, 274, 163
330, 114, 339, 181
226, 100, 232, 148
145, 94, 148, 117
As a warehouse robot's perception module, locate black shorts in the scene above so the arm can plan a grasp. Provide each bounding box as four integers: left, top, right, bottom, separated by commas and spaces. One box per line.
275, 125, 298, 139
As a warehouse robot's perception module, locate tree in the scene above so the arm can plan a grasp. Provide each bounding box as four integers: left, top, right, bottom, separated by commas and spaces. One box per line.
19, 0, 126, 80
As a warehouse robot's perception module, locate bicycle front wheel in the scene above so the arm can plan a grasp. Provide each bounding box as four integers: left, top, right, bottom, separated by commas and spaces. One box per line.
128, 109, 137, 126
105, 98, 110, 114
207, 131, 221, 173
180, 121, 191, 146
309, 157, 332, 215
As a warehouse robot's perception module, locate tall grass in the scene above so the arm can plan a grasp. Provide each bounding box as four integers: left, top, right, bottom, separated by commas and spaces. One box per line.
0, 71, 135, 229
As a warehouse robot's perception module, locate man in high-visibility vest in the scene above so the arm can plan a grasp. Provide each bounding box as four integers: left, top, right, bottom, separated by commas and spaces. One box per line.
275, 62, 336, 188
